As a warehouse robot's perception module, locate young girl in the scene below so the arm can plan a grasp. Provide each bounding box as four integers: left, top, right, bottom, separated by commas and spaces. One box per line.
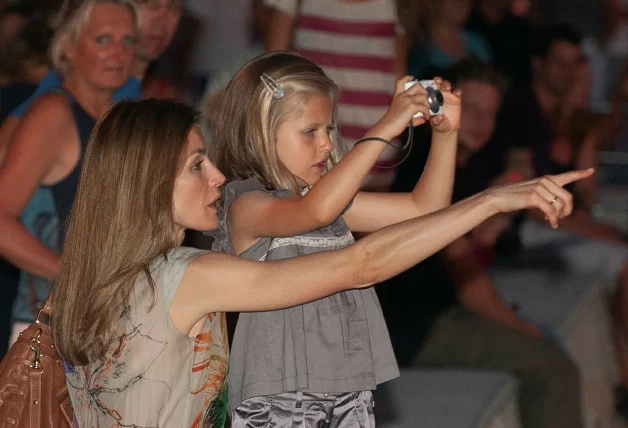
209, 51, 590, 426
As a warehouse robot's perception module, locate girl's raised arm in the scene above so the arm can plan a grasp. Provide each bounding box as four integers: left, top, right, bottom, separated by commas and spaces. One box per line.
229, 78, 437, 247
344, 82, 463, 232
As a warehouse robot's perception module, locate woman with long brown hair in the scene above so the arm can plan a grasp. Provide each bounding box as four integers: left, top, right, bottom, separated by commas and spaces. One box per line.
50, 97, 590, 426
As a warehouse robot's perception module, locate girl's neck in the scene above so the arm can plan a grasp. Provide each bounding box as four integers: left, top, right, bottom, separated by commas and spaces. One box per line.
62, 72, 115, 120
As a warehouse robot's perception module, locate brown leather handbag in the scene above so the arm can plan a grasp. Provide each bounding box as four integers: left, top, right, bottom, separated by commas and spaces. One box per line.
0, 302, 74, 427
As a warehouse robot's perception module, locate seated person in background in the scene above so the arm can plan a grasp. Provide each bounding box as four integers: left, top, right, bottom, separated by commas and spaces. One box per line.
486, 24, 628, 255
473, 24, 628, 417
377, 58, 584, 428
488, 24, 588, 179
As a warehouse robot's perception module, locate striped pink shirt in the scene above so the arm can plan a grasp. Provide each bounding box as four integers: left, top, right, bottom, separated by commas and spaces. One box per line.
266, 0, 403, 190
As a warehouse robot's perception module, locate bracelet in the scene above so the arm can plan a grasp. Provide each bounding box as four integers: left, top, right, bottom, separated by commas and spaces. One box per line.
351, 123, 414, 169
353, 137, 392, 146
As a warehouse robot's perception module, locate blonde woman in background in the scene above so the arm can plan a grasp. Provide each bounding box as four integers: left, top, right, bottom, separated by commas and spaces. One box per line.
0, 0, 137, 344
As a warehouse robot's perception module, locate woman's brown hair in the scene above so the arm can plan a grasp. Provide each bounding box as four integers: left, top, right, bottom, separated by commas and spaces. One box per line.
51, 99, 199, 365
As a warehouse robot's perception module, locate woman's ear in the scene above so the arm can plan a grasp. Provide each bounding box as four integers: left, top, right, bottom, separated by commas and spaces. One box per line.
62, 35, 76, 63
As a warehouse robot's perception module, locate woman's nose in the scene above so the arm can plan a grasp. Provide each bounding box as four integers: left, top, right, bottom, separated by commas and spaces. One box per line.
209, 169, 226, 187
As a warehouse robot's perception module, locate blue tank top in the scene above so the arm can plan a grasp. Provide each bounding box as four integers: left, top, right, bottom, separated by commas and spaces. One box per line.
12, 189, 58, 323
12, 90, 95, 323
49, 90, 96, 232
12, 89, 129, 324
10, 71, 142, 118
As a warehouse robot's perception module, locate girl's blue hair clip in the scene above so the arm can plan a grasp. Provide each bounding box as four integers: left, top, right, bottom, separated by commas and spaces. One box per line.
261, 73, 285, 99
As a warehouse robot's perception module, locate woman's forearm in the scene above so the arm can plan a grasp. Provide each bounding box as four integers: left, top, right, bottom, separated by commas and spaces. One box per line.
354, 191, 496, 285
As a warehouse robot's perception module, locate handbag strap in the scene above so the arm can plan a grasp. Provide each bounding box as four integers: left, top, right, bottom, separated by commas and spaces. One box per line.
36, 297, 53, 325
30, 369, 43, 425
41, 298, 52, 316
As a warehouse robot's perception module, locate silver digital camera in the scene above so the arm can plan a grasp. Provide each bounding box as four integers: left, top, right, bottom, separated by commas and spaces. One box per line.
404, 79, 444, 118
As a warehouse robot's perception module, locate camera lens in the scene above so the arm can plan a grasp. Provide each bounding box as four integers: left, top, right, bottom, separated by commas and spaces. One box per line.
426, 87, 444, 113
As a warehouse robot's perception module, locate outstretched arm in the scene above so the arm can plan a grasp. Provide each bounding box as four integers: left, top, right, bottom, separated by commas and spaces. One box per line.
171, 169, 593, 334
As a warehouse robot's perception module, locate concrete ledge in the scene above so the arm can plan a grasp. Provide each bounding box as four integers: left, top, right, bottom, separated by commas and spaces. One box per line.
374, 369, 521, 428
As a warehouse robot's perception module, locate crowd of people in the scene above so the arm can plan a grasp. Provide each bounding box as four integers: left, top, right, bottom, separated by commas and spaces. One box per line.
0, 0, 627, 427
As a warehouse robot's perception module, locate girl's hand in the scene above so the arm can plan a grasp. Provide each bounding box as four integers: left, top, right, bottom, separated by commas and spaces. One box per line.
370, 76, 434, 140
430, 77, 462, 134
484, 168, 595, 228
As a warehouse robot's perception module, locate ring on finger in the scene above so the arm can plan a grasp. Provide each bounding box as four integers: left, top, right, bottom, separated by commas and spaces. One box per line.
549, 196, 558, 205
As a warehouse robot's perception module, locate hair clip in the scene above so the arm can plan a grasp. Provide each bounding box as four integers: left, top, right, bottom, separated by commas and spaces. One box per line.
260, 73, 285, 99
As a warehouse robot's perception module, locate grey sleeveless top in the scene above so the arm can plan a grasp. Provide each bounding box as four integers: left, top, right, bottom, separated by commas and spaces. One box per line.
209, 179, 399, 410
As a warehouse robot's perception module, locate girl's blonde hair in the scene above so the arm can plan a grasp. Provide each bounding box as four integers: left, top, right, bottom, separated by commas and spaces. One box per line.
51, 99, 199, 365
210, 51, 346, 195
50, 0, 137, 74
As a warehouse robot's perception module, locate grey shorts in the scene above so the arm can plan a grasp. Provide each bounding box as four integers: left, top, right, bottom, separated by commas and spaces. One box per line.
232, 391, 375, 428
